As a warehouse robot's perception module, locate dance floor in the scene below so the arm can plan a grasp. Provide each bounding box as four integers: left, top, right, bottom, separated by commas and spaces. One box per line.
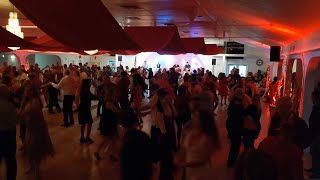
0, 99, 314, 180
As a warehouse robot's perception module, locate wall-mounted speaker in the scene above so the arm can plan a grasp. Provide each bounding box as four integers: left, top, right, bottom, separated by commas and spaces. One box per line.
270, 46, 281, 62
212, 59, 216, 65
118, 55, 122, 62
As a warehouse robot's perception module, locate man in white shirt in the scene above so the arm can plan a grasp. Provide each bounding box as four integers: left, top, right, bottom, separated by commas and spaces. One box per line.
52, 69, 76, 127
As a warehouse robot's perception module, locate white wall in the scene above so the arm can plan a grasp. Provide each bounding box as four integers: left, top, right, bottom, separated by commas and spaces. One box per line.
226, 57, 267, 75
116, 51, 268, 77
275, 31, 320, 119
26, 53, 117, 68
95, 54, 116, 67
118, 52, 215, 73
211, 56, 225, 76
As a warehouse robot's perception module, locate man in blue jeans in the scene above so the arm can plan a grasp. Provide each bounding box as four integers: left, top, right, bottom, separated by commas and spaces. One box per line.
0, 84, 18, 180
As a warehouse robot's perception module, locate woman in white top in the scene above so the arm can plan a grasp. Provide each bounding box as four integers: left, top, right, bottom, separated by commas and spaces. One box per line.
175, 102, 220, 180
140, 87, 178, 180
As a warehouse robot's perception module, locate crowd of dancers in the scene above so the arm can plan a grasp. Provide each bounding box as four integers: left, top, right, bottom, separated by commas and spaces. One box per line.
0, 60, 319, 180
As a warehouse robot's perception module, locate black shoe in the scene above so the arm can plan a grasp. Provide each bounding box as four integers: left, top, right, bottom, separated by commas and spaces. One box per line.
61, 123, 69, 127
86, 138, 94, 144
80, 137, 86, 144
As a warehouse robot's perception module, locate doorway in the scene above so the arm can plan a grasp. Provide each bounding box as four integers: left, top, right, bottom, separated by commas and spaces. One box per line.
26, 54, 62, 69
227, 64, 248, 77
285, 59, 303, 114
302, 57, 320, 121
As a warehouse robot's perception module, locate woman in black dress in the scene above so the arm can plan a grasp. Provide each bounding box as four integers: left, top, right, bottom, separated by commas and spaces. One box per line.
242, 94, 261, 150
226, 93, 246, 167
78, 79, 96, 144
95, 84, 120, 160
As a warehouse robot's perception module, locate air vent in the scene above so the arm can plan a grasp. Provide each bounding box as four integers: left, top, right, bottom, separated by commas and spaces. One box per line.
120, 5, 143, 10
164, 23, 175, 26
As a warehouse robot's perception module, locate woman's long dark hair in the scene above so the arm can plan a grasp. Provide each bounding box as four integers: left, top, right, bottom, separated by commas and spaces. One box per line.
121, 130, 153, 180
198, 110, 220, 151
80, 79, 91, 97
133, 74, 147, 97
21, 82, 41, 109
156, 88, 169, 113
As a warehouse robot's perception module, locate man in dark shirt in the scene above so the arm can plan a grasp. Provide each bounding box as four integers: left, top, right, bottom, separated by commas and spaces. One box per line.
184, 62, 191, 72
309, 90, 320, 178
117, 71, 130, 108
147, 68, 154, 98
47, 70, 61, 113
169, 68, 180, 95
0, 84, 18, 180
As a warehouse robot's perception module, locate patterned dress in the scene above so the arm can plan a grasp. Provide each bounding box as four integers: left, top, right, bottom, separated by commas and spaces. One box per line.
23, 98, 54, 163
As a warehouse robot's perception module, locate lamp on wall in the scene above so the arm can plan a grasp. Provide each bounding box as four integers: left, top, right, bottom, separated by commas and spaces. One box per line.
84, 49, 98, 55
6, 12, 24, 51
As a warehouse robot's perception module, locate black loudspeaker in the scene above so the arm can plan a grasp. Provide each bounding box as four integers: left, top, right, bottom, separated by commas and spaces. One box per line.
212, 59, 216, 65
270, 46, 281, 62
118, 55, 122, 61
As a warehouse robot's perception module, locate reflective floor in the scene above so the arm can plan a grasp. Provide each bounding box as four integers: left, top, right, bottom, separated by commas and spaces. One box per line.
0, 100, 314, 180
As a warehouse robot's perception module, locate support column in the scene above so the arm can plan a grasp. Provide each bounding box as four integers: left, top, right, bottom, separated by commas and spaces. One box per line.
13, 51, 32, 66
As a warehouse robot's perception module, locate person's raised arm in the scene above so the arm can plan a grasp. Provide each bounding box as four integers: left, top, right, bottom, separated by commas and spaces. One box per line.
51, 77, 64, 89
140, 94, 158, 111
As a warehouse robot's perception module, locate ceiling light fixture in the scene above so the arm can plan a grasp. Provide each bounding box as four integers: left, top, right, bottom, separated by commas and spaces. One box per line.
84, 49, 98, 55
6, 12, 24, 38
8, 47, 20, 51
6, 12, 23, 51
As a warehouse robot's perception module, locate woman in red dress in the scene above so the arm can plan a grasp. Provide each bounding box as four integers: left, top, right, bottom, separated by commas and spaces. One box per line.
131, 74, 146, 110
269, 77, 279, 107
218, 73, 229, 105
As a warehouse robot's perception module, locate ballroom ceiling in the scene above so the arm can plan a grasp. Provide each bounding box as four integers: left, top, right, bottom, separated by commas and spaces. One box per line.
1, 0, 320, 47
